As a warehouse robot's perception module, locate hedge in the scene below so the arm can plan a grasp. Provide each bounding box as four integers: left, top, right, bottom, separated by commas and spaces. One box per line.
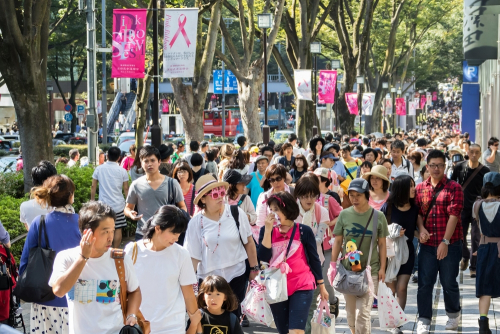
53, 144, 114, 159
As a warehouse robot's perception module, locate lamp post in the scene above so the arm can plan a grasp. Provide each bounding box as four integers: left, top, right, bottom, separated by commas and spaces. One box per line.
221, 18, 236, 138
390, 87, 396, 134
258, 13, 273, 144
382, 82, 388, 133
356, 75, 364, 134
150, 0, 161, 148
405, 92, 409, 132
331, 60, 341, 132
310, 42, 321, 137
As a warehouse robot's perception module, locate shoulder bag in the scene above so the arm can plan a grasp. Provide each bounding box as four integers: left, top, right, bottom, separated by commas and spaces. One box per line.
461, 163, 483, 191
111, 248, 151, 334
423, 180, 447, 225
13, 215, 56, 303
333, 209, 379, 296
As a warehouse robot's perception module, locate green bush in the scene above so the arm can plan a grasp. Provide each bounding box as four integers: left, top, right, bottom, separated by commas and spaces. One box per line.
0, 196, 29, 262
0, 171, 24, 198
56, 165, 96, 212
53, 144, 114, 159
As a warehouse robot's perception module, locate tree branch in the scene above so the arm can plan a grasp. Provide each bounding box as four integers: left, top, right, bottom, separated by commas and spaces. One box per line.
52, 76, 68, 105
312, 0, 335, 41
271, 45, 296, 95
343, 0, 354, 25
214, 49, 247, 82
1, 0, 28, 58
112, 0, 136, 9
49, 0, 76, 36
218, 16, 244, 70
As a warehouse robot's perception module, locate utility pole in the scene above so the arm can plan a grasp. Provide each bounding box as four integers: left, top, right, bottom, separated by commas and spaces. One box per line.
101, 0, 107, 144
150, 0, 161, 148
221, 34, 226, 138
86, 0, 98, 164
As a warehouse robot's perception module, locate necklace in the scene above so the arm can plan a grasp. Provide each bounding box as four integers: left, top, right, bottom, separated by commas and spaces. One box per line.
200, 208, 225, 253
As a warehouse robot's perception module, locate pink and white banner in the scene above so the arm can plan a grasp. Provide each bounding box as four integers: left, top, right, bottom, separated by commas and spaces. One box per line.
112, 9, 147, 78
346, 93, 358, 115
362, 93, 375, 116
294, 70, 313, 101
420, 96, 427, 109
385, 98, 393, 115
409, 99, 418, 115
163, 8, 198, 78
426, 92, 432, 106
432, 91, 438, 101
317, 70, 337, 104
396, 98, 406, 116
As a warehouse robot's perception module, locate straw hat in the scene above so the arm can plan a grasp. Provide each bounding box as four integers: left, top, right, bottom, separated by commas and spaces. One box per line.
362, 165, 389, 182
220, 144, 235, 159
193, 174, 229, 205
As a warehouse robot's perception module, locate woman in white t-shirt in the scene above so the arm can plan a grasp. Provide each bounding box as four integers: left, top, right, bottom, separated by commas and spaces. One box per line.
49, 201, 142, 334
124, 205, 200, 334
184, 175, 259, 322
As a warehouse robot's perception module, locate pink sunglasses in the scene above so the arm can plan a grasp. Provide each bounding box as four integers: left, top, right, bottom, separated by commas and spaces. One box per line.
205, 186, 226, 199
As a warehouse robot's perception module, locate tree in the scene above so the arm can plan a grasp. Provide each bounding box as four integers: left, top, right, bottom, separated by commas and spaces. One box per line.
214, 0, 285, 143
0, 0, 53, 191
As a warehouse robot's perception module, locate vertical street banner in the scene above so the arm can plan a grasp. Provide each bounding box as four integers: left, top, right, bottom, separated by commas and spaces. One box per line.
426, 92, 432, 106
409, 99, 418, 115
396, 98, 406, 115
420, 96, 427, 109
112, 9, 147, 78
317, 70, 337, 104
432, 91, 438, 101
362, 93, 375, 115
163, 9, 198, 78
294, 70, 313, 101
385, 98, 393, 115
345, 93, 359, 115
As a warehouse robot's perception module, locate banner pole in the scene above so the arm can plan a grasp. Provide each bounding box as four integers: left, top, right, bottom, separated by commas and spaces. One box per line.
151, 0, 161, 148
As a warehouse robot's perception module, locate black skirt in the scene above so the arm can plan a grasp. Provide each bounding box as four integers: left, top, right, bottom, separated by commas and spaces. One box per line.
396, 239, 415, 276
476, 243, 500, 298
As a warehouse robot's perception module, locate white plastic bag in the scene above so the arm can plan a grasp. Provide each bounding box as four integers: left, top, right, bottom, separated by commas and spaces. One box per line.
377, 282, 409, 329
241, 282, 276, 328
311, 299, 335, 334
386, 237, 395, 258
258, 267, 288, 304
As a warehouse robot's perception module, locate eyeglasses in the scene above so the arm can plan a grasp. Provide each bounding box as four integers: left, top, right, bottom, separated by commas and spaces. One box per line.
205, 186, 226, 199
494, 144, 499, 147
427, 164, 446, 169
299, 194, 319, 201
177, 170, 188, 175
268, 176, 283, 184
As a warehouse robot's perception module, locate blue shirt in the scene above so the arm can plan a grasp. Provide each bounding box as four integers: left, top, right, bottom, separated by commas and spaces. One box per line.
246, 171, 265, 208
19, 211, 81, 307
332, 161, 346, 181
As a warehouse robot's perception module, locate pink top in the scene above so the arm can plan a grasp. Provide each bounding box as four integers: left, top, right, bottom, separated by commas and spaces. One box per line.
269, 224, 315, 295
184, 184, 194, 216
317, 194, 343, 250
369, 191, 390, 210
120, 156, 134, 171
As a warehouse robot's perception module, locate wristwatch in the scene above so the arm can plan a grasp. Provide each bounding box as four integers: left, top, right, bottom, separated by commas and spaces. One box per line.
442, 239, 450, 245
250, 265, 260, 272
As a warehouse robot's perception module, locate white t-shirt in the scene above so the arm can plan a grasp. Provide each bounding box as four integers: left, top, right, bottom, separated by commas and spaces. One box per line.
184, 205, 252, 281
19, 199, 50, 229
92, 161, 129, 213
67, 159, 77, 167
124, 241, 196, 334
49, 247, 139, 334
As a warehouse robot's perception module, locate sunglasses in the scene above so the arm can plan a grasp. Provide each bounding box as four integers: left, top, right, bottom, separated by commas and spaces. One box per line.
268, 176, 283, 184
205, 186, 226, 199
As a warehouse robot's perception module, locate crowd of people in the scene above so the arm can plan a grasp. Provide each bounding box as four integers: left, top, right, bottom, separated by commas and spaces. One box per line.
2, 125, 500, 334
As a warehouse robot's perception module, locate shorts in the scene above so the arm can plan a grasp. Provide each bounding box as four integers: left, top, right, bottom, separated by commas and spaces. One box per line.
115, 210, 127, 229
269, 289, 314, 334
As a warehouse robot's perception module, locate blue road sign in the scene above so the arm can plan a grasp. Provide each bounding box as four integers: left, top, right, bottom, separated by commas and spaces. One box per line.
213, 70, 238, 94
463, 61, 478, 83
64, 113, 73, 122
64, 104, 72, 112
77, 105, 85, 115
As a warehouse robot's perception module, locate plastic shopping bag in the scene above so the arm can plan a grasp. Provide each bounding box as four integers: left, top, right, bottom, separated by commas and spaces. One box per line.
386, 237, 396, 258
377, 282, 409, 329
258, 266, 288, 304
241, 281, 276, 328
311, 299, 335, 334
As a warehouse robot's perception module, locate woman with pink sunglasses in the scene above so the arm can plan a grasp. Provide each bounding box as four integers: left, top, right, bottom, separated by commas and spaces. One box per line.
183, 174, 259, 325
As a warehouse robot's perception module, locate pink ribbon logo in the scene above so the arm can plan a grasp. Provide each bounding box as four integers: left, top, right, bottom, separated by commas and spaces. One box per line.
169, 14, 191, 48
279, 262, 292, 274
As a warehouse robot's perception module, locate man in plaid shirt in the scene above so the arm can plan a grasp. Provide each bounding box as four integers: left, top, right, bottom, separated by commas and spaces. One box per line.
415, 150, 464, 334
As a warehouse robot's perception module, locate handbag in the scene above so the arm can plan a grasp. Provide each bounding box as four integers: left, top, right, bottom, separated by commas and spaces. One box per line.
333, 209, 378, 296
0, 244, 13, 291
111, 248, 151, 334
13, 215, 56, 303
311, 299, 335, 334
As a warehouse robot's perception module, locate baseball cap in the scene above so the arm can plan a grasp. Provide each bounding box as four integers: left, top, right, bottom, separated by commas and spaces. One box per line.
255, 155, 269, 163
347, 178, 370, 193
484, 172, 500, 187
350, 149, 363, 158
314, 167, 330, 179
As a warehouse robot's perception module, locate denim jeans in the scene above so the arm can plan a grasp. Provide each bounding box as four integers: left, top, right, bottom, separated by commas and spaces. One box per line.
135, 233, 143, 241
413, 237, 419, 273
461, 209, 480, 270
417, 241, 462, 323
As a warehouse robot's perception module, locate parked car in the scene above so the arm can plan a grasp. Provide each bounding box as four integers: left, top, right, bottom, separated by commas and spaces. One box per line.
68, 136, 88, 145
2, 135, 20, 142
204, 133, 216, 141
0, 156, 17, 173
0, 140, 14, 153
119, 139, 151, 154
98, 135, 117, 144
54, 132, 81, 143
53, 139, 66, 147
273, 130, 294, 141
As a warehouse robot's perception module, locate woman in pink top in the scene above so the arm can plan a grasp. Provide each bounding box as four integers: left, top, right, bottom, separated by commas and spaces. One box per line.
120, 143, 136, 171
257, 192, 328, 334
363, 165, 390, 210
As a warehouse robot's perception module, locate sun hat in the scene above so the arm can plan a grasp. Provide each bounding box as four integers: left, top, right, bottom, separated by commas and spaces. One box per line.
220, 144, 235, 159
448, 146, 465, 156
223, 169, 253, 185
159, 144, 174, 160
347, 178, 370, 193
362, 165, 389, 182
193, 174, 229, 205
309, 137, 326, 152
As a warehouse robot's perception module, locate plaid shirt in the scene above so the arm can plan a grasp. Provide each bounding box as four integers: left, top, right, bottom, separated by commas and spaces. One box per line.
415, 176, 464, 247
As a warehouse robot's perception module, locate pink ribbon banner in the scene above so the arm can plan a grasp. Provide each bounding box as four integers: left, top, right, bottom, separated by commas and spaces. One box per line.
420, 96, 427, 109
345, 93, 359, 115
396, 98, 406, 115
432, 91, 438, 101
163, 8, 199, 78
317, 70, 337, 104
111, 9, 147, 78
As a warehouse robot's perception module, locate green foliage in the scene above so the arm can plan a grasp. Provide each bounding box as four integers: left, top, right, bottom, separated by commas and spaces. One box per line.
53, 144, 114, 158
0, 172, 24, 198
0, 196, 28, 262
56, 165, 95, 212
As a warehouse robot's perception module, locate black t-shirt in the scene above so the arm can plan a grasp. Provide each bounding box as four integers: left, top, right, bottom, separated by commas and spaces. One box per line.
186, 310, 243, 334
380, 202, 418, 241
326, 190, 341, 206
193, 168, 210, 185
290, 168, 306, 183
451, 161, 490, 210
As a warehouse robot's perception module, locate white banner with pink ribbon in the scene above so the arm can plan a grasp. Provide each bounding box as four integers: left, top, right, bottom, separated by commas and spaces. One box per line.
163, 8, 198, 78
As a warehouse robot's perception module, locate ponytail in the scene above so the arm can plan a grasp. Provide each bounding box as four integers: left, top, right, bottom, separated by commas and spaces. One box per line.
31, 186, 51, 208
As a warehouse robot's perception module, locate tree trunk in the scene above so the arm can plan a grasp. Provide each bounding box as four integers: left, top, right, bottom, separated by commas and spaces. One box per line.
135, 74, 152, 147
170, 79, 204, 144
338, 69, 356, 134
238, 76, 263, 143
296, 100, 316, 142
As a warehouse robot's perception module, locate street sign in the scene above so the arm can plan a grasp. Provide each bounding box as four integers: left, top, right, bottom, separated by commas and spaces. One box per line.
213, 70, 238, 94
77, 105, 85, 115
64, 104, 72, 112
64, 113, 73, 122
